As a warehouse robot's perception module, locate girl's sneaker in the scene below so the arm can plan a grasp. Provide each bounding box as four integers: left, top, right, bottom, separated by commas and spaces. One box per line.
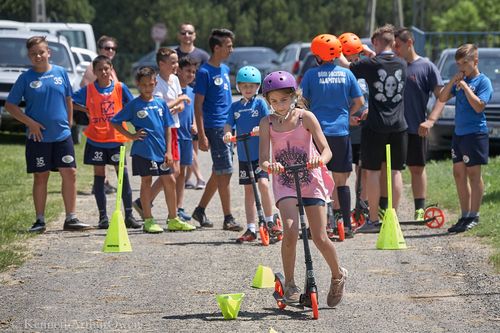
167, 217, 196, 231
177, 208, 192, 221
236, 229, 257, 243
185, 180, 195, 189
143, 218, 163, 233
283, 285, 301, 304
195, 179, 206, 190
327, 267, 347, 307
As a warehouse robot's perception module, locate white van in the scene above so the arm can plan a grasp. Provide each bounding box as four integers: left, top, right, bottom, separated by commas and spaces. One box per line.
0, 20, 96, 52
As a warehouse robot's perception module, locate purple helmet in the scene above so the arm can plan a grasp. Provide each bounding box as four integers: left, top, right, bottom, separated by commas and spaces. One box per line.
262, 71, 297, 96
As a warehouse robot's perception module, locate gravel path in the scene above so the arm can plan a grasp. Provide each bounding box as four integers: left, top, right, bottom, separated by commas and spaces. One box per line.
1, 150, 499, 333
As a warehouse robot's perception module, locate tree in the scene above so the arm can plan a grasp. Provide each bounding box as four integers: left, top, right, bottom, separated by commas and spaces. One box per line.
0, 0, 94, 23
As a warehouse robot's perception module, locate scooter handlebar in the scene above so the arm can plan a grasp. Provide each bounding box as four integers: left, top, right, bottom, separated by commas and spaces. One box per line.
229, 131, 257, 143
267, 161, 323, 174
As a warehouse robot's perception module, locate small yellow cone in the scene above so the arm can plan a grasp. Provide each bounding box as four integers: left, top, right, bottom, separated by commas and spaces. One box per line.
251, 265, 275, 288
103, 209, 132, 252
376, 208, 407, 250
216, 293, 245, 320
102, 146, 132, 252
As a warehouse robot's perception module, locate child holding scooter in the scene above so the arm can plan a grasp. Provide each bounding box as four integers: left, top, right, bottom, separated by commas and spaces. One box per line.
223, 66, 280, 243
258, 71, 347, 308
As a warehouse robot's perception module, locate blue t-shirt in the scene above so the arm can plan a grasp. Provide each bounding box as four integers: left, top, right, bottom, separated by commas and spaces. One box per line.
7, 65, 72, 142
452, 73, 493, 136
404, 57, 443, 134
349, 78, 369, 145
178, 86, 195, 141
301, 63, 362, 136
111, 96, 174, 161
73, 80, 134, 148
226, 97, 270, 161
194, 62, 232, 129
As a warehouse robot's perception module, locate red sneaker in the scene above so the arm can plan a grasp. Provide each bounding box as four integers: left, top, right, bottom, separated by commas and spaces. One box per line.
236, 229, 257, 243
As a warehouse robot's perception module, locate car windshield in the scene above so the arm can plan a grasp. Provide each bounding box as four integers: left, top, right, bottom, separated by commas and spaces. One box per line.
441, 51, 500, 87
0, 37, 73, 72
227, 49, 276, 64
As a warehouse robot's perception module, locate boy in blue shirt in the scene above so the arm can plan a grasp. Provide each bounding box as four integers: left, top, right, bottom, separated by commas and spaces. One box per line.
223, 66, 278, 242
5, 36, 90, 233
192, 28, 242, 231
176, 56, 198, 223
111, 67, 195, 233
72, 55, 141, 230
302, 34, 365, 238
439, 44, 493, 233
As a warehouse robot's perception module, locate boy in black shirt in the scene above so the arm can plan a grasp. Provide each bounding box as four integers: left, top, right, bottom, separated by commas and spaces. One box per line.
339, 24, 408, 233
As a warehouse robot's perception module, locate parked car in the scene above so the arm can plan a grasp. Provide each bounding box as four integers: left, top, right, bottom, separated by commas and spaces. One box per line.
71, 46, 97, 76
130, 46, 178, 78
0, 31, 81, 136
225, 46, 277, 88
0, 20, 96, 52
428, 48, 500, 153
268, 42, 311, 77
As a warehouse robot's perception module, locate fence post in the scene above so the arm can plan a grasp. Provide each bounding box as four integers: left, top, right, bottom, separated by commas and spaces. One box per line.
411, 26, 426, 57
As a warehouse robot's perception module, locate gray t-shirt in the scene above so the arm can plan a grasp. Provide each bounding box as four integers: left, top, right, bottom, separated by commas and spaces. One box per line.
404, 57, 443, 134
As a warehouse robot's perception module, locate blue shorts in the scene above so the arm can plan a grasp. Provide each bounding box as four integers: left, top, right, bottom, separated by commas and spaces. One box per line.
26, 136, 76, 173
325, 135, 353, 173
178, 139, 193, 166
84, 142, 124, 166
132, 155, 173, 177
277, 197, 326, 207
238, 160, 269, 185
451, 132, 489, 166
205, 127, 233, 175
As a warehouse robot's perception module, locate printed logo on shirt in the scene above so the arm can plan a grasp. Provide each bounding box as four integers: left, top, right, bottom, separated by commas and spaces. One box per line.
137, 110, 149, 119
101, 100, 115, 116
53, 77, 63, 85
317, 70, 346, 84
373, 69, 404, 103
234, 111, 241, 120
111, 154, 120, 162
29, 80, 43, 89
36, 157, 45, 168
62, 155, 75, 164
214, 76, 223, 86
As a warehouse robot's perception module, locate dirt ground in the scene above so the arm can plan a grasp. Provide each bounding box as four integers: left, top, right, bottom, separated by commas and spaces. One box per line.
1, 150, 499, 333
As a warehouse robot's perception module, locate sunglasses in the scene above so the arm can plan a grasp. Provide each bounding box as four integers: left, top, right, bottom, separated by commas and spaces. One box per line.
102, 46, 117, 51
179, 31, 195, 36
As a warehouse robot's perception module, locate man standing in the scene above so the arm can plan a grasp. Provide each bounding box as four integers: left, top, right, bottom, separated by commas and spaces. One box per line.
394, 27, 445, 220
175, 23, 209, 66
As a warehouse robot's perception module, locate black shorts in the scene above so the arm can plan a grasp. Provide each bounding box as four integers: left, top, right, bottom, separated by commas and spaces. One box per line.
352, 143, 361, 165
84, 142, 124, 166
325, 135, 353, 173
238, 160, 269, 185
361, 127, 407, 171
406, 133, 428, 167
131, 155, 173, 176
26, 136, 76, 173
277, 197, 326, 207
451, 132, 489, 166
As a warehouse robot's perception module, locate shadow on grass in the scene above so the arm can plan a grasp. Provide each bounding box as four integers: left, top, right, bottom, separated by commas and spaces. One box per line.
483, 190, 500, 204
0, 132, 26, 145
162, 307, 320, 321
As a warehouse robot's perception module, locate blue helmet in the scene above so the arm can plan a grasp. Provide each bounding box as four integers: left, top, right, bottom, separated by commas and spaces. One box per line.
236, 66, 261, 84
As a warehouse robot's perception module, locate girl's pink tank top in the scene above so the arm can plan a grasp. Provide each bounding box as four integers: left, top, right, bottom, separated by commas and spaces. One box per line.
269, 110, 334, 205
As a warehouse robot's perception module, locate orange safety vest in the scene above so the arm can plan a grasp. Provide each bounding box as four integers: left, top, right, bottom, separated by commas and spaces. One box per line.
84, 81, 129, 143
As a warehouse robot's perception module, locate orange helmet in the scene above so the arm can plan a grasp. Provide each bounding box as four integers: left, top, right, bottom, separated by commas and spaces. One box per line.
310, 34, 342, 61
339, 32, 363, 56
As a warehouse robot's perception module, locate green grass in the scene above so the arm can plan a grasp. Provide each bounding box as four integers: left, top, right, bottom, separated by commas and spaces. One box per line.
0, 132, 93, 272
404, 156, 500, 270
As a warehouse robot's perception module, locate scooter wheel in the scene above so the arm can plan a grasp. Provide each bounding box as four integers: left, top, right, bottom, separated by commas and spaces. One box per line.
310, 292, 319, 319
274, 214, 283, 241
350, 210, 366, 230
337, 220, 345, 241
259, 225, 270, 246
424, 207, 446, 228
274, 278, 286, 310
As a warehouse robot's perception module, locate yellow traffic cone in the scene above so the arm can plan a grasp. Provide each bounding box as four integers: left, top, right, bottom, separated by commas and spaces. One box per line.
216, 293, 245, 320
103, 146, 132, 252
251, 265, 275, 288
376, 144, 406, 250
